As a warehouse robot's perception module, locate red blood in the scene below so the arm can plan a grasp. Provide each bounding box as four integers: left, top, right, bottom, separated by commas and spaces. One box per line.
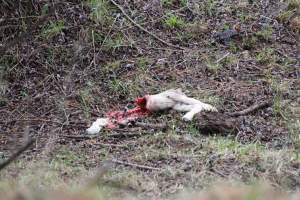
135, 97, 147, 108
105, 97, 149, 129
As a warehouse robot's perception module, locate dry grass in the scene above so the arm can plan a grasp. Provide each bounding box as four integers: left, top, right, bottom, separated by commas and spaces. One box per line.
0, 0, 299, 199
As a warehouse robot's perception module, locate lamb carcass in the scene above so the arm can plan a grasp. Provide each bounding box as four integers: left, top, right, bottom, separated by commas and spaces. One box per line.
135, 88, 217, 121
86, 88, 217, 134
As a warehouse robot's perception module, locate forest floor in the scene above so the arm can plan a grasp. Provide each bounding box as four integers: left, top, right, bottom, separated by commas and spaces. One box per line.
0, 0, 300, 199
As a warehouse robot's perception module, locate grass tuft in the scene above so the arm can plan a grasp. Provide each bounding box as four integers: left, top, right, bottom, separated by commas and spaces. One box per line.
88, 0, 113, 26
164, 14, 185, 29
255, 48, 275, 64
288, 0, 300, 10
41, 20, 65, 39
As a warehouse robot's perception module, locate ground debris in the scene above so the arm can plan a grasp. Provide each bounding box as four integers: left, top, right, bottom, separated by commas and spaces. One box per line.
213, 28, 240, 44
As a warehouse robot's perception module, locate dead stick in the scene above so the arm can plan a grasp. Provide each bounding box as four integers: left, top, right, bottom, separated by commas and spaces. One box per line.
61, 134, 94, 140
112, 159, 161, 171
5, 119, 86, 128
216, 52, 230, 63
109, 133, 142, 138
0, 138, 35, 171
108, 0, 184, 50
135, 122, 168, 130
228, 100, 272, 117
5, 118, 63, 125
94, 142, 126, 148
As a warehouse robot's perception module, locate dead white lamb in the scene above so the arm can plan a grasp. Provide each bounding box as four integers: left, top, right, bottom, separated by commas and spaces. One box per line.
86, 88, 217, 134
135, 88, 217, 121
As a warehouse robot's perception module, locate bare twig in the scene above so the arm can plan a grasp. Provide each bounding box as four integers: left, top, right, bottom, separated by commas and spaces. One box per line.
228, 100, 273, 117
216, 52, 230, 63
108, 0, 184, 50
94, 142, 127, 148
61, 134, 94, 140
134, 122, 168, 130
92, 29, 96, 67
5, 118, 86, 128
100, 14, 119, 48
5, 118, 63, 125
112, 159, 161, 171
61, 135, 126, 147
0, 138, 35, 171
108, 132, 142, 138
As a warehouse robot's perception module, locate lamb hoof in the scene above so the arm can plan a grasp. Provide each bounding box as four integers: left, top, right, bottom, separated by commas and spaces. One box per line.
204, 105, 218, 112
182, 115, 193, 121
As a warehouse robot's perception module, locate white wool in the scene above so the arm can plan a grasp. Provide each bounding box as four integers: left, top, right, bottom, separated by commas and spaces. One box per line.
146, 88, 217, 121
86, 118, 109, 134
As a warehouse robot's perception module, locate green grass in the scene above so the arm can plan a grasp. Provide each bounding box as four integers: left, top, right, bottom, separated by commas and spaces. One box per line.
104, 60, 121, 73
288, 0, 300, 10
277, 10, 294, 23
229, 41, 239, 53
277, 0, 300, 32
161, 0, 174, 7
255, 48, 275, 64
1, 132, 300, 199
204, 53, 238, 74
88, 0, 113, 26
41, 3, 50, 15
0, 62, 9, 98
161, 0, 187, 7
0, 148, 87, 191
207, 136, 265, 158
205, 57, 222, 74
102, 34, 126, 52
291, 16, 300, 31
78, 88, 93, 118
92, 30, 105, 44
108, 77, 140, 98
164, 14, 185, 29
242, 36, 258, 50
108, 78, 130, 96
203, 0, 217, 17
220, 54, 238, 66
255, 26, 273, 41
265, 75, 299, 146
41, 20, 65, 39
51, 148, 85, 168
136, 57, 150, 71
267, 77, 288, 118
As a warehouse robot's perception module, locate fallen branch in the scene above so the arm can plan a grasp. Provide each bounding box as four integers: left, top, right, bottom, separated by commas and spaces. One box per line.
195, 113, 239, 135
0, 138, 35, 171
112, 159, 161, 171
228, 100, 272, 117
61, 134, 94, 140
195, 100, 273, 135
108, 0, 184, 50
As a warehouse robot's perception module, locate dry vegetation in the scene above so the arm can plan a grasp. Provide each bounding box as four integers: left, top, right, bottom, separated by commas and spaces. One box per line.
0, 0, 300, 199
